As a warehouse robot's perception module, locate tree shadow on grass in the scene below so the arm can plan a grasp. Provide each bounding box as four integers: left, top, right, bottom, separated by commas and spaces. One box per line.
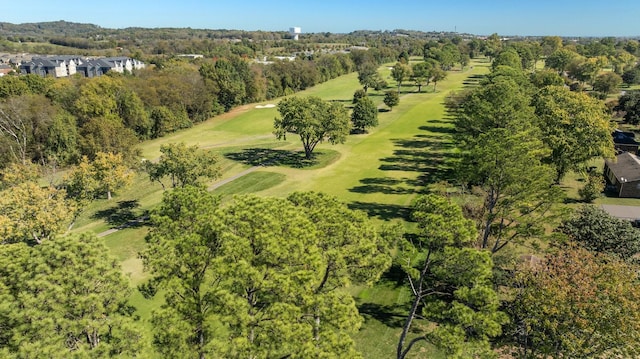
348, 201, 412, 221
224, 148, 319, 168
357, 302, 406, 328
92, 200, 147, 228
348, 118, 458, 197
350, 177, 421, 195
381, 263, 408, 288
418, 124, 455, 135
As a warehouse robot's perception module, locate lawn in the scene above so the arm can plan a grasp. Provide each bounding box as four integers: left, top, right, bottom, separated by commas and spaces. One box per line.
85, 59, 491, 358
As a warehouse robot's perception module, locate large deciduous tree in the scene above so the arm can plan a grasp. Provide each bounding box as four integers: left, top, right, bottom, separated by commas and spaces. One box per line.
91, 151, 133, 200
199, 58, 247, 112
532, 85, 614, 183
391, 61, 411, 94
64, 152, 132, 201
0, 94, 58, 165
508, 247, 640, 359
397, 194, 507, 359
351, 95, 378, 133
0, 163, 73, 245
545, 48, 577, 75
383, 90, 399, 111
454, 78, 535, 147
411, 61, 434, 92
144, 142, 220, 189
461, 126, 562, 253
274, 96, 350, 159
356, 62, 383, 93
615, 90, 640, 125
492, 49, 523, 71
593, 72, 622, 96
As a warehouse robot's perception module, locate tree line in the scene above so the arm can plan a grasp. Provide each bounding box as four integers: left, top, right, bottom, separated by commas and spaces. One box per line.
0, 50, 364, 168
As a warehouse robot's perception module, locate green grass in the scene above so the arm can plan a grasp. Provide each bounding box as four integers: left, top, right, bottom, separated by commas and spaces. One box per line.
211, 171, 286, 198
88, 60, 492, 358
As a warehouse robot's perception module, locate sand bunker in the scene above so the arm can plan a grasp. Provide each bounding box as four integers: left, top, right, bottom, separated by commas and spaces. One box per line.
255, 104, 276, 109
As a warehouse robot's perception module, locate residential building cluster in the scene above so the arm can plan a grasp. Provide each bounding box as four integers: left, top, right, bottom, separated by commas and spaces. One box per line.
18, 56, 145, 78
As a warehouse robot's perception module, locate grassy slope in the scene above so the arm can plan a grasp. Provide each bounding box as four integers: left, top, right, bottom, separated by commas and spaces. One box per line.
90, 60, 490, 358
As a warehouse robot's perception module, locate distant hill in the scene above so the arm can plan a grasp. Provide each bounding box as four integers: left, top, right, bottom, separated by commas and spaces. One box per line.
0, 20, 106, 39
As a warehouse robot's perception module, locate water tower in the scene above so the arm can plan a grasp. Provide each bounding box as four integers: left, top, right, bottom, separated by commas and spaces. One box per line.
289, 27, 301, 40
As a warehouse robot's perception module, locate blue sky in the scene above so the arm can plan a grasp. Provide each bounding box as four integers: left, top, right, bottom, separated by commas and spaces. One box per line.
3, 0, 640, 37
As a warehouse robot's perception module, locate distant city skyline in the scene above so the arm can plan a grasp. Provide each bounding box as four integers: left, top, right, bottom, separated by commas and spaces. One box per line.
3, 0, 640, 37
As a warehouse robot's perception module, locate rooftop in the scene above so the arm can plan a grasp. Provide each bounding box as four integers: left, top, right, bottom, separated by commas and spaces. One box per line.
606, 152, 640, 183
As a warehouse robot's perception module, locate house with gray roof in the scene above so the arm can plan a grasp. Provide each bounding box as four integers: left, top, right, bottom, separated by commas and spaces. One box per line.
604, 152, 640, 198
19, 58, 65, 77
75, 59, 112, 78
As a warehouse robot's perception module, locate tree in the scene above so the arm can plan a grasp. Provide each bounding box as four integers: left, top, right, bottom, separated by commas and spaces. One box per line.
593, 72, 622, 96
545, 48, 577, 75
568, 57, 603, 86
383, 90, 399, 111
0, 94, 58, 165
532, 86, 614, 183
115, 87, 152, 139
217, 195, 326, 358
615, 90, 640, 125
540, 36, 563, 57
577, 169, 604, 203
141, 186, 223, 359
45, 110, 80, 165
274, 96, 350, 159
492, 49, 522, 71
460, 126, 563, 254
0, 76, 29, 99
483, 33, 503, 62
411, 61, 433, 92
352, 89, 366, 104
558, 205, 640, 261
622, 67, 640, 86
143, 190, 387, 358
286, 192, 393, 356
200, 58, 247, 112
144, 142, 220, 189
454, 78, 535, 146
0, 234, 144, 357
351, 96, 378, 133
431, 66, 446, 91
79, 115, 139, 161
356, 62, 385, 93
610, 50, 636, 74
0, 163, 74, 245
529, 70, 565, 89
391, 61, 411, 94
150, 105, 191, 138
397, 195, 507, 359
508, 247, 640, 359
91, 151, 132, 200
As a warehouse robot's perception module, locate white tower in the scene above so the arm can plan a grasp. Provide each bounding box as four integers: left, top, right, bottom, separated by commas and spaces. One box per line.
289, 27, 301, 40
